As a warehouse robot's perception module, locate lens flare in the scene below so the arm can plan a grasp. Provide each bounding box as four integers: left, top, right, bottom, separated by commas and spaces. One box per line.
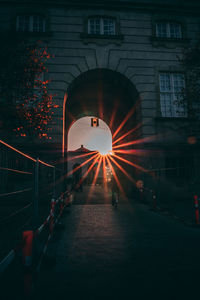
67, 151, 98, 161
78, 154, 101, 186
112, 104, 137, 139
112, 135, 157, 149
105, 155, 124, 195
112, 153, 148, 173
98, 86, 104, 120
98, 150, 113, 156
112, 123, 142, 146
102, 156, 108, 187
64, 101, 161, 200
88, 156, 103, 198
66, 153, 99, 177
109, 100, 119, 129
108, 154, 136, 185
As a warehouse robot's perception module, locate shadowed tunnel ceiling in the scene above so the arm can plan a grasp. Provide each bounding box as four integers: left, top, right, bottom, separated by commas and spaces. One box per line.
66, 69, 141, 137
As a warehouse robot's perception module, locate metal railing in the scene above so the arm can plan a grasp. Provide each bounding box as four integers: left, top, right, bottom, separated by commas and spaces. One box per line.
0, 138, 73, 297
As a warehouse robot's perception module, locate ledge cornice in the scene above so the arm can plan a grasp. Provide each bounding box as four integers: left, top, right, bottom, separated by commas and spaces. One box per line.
0, 0, 200, 16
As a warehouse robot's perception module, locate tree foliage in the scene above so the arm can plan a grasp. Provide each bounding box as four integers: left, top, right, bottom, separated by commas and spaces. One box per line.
180, 42, 200, 119
0, 35, 56, 140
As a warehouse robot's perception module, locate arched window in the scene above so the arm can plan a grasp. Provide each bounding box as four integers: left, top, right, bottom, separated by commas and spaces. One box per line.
88, 17, 116, 35
16, 15, 46, 32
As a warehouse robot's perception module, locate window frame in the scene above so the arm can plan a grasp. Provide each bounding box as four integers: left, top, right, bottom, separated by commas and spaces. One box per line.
155, 21, 182, 39
151, 16, 189, 45
159, 72, 187, 118
16, 15, 46, 33
87, 17, 116, 36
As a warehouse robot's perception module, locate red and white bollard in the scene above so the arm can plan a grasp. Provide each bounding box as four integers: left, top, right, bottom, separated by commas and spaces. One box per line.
66, 192, 73, 206
194, 195, 200, 225
22, 230, 34, 296
69, 193, 74, 205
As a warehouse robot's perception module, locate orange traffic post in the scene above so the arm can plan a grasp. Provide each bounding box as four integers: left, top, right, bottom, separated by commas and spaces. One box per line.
22, 231, 34, 268
194, 195, 200, 225
22, 230, 34, 297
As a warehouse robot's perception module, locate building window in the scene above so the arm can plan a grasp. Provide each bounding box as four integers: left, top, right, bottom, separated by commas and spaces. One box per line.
192, 102, 200, 119
88, 17, 115, 35
156, 22, 182, 38
16, 15, 46, 32
159, 73, 187, 117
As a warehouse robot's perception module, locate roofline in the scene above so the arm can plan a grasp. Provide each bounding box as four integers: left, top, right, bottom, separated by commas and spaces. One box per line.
0, 0, 200, 16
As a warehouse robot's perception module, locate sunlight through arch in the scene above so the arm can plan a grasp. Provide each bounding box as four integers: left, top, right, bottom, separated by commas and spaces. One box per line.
68, 116, 112, 155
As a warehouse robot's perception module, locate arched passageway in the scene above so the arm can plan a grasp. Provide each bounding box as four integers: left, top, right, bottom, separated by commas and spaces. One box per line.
65, 68, 140, 137
64, 69, 143, 195
67, 116, 113, 189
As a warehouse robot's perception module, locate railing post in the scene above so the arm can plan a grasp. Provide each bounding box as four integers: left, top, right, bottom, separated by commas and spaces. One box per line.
194, 195, 200, 225
53, 166, 56, 200
139, 187, 143, 202
33, 158, 39, 230
153, 191, 156, 210
50, 198, 55, 233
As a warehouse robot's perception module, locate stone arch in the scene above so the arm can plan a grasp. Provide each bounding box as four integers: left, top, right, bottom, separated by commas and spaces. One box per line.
61, 68, 143, 194
63, 68, 142, 155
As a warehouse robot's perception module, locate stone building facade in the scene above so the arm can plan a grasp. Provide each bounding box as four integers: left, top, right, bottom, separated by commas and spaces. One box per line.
0, 0, 200, 196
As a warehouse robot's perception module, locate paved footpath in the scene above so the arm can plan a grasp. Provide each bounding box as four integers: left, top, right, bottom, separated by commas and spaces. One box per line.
34, 186, 200, 300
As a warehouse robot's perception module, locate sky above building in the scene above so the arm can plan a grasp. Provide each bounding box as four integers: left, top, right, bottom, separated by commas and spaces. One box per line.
68, 116, 112, 155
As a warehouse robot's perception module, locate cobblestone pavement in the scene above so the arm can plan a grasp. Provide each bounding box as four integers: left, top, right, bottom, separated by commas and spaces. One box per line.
34, 186, 200, 300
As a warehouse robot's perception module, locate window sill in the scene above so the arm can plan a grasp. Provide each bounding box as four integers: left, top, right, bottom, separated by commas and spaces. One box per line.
14, 31, 53, 38
150, 36, 190, 48
155, 116, 191, 121
80, 33, 124, 45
